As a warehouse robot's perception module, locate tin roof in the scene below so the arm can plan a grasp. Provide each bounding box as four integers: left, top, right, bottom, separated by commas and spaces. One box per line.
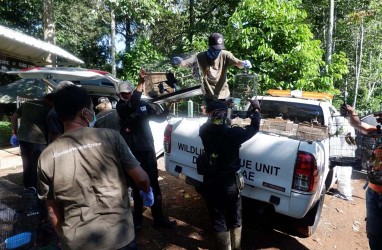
0, 25, 83, 66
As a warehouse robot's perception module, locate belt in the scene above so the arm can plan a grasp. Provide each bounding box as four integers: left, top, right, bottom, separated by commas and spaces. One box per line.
368, 183, 382, 195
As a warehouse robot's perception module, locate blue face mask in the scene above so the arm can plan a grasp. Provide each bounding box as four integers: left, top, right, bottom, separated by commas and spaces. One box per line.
207, 47, 222, 60
85, 108, 97, 127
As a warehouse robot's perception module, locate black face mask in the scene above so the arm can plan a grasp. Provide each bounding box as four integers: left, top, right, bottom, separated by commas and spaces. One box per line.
207, 47, 222, 60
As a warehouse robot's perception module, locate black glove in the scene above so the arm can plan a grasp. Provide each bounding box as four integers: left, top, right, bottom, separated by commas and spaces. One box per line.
226, 98, 234, 108
249, 98, 260, 111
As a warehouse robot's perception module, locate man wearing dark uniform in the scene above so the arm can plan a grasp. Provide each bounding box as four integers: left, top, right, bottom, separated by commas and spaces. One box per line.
199, 99, 261, 249
116, 70, 176, 231
37, 85, 153, 250
11, 94, 53, 188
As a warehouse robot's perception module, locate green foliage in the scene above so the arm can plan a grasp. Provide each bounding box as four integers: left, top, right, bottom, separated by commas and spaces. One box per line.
1, 0, 382, 113
119, 37, 166, 82
0, 121, 12, 147
54, 1, 110, 69
0, 0, 43, 37
151, 0, 241, 56
226, 0, 329, 94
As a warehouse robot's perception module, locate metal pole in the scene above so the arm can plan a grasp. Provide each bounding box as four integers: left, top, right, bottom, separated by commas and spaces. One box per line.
188, 100, 194, 118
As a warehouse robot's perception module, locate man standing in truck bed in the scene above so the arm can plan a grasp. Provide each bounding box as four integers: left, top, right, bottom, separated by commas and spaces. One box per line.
172, 32, 252, 104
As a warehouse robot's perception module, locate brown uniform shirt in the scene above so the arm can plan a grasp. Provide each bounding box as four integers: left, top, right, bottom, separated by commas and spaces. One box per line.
16, 101, 51, 144
196, 50, 241, 99
38, 128, 139, 250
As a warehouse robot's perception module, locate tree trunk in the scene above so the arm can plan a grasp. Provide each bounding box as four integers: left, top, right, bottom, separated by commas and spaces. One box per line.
110, 5, 116, 76
367, 52, 381, 100
43, 0, 56, 66
125, 17, 132, 52
325, 0, 334, 66
189, 0, 194, 44
353, 18, 364, 108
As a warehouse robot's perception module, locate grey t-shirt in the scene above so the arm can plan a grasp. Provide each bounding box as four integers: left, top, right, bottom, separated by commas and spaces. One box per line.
38, 127, 139, 250
94, 109, 121, 131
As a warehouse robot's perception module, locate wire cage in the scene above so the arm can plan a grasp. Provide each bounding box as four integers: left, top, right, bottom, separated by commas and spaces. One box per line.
230, 73, 258, 111
143, 55, 203, 99
0, 184, 40, 250
328, 116, 358, 165
144, 71, 177, 98
258, 120, 329, 141
357, 133, 382, 173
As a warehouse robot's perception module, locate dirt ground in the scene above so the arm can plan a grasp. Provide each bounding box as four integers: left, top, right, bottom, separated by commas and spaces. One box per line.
0, 156, 370, 250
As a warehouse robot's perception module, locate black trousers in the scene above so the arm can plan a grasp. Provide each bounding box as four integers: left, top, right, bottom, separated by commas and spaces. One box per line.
19, 140, 46, 189
130, 150, 164, 224
203, 174, 242, 232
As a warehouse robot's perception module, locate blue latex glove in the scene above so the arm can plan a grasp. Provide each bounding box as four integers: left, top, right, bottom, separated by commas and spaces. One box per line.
10, 134, 19, 147
242, 60, 252, 69
172, 56, 183, 66
140, 187, 154, 207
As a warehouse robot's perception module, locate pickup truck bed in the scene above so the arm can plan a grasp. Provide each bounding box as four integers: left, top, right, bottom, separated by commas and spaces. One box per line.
164, 93, 356, 237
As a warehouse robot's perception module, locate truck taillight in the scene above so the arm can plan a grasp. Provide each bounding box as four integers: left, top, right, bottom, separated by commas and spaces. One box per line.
292, 151, 318, 192
164, 124, 172, 153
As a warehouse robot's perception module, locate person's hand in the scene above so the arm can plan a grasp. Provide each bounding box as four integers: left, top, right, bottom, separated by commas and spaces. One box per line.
172, 56, 183, 66
242, 60, 252, 69
226, 98, 234, 108
138, 68, 147, 84
374, 112, 382, 124
340, 103, 354, 116
249, 98, 260, 111
140, 187, 154, 207
10, 134, 19, 147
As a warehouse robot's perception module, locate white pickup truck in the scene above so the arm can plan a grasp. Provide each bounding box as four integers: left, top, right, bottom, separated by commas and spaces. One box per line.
164, 89, 356, 237
7, 67, 169, 157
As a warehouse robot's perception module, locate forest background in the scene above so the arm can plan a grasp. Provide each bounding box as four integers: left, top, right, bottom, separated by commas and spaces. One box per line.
1, 0, 382, 113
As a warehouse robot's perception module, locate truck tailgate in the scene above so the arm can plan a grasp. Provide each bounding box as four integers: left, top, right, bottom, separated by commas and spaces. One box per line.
165, 118, 206, 182
240, 133, 299, 196
166, 118, 300, 197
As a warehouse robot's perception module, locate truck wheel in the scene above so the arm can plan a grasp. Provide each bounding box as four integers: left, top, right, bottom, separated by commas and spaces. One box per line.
293, 188, 326, 238
325, 168, 335, 190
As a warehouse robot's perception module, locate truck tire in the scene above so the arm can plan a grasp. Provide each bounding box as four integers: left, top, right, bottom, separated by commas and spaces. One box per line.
293, 188, 326, 238
325, 168, 335, 190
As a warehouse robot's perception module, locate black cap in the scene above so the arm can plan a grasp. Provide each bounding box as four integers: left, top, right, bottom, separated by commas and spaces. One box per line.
206, 100, 227, 113
208, 33, 225, 50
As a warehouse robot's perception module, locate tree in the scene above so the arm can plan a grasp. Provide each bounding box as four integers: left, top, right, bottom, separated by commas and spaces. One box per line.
120, 37, 165, 82
326, 0, 334, 66
54, 0, 110, 69
0, 0, 43, 37
43, 0, 56, 66
226, 0, 331, 93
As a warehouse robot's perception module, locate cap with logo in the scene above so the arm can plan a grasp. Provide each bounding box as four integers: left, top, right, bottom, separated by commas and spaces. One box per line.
208, 33, 225, 50
118, 81, 134, 94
